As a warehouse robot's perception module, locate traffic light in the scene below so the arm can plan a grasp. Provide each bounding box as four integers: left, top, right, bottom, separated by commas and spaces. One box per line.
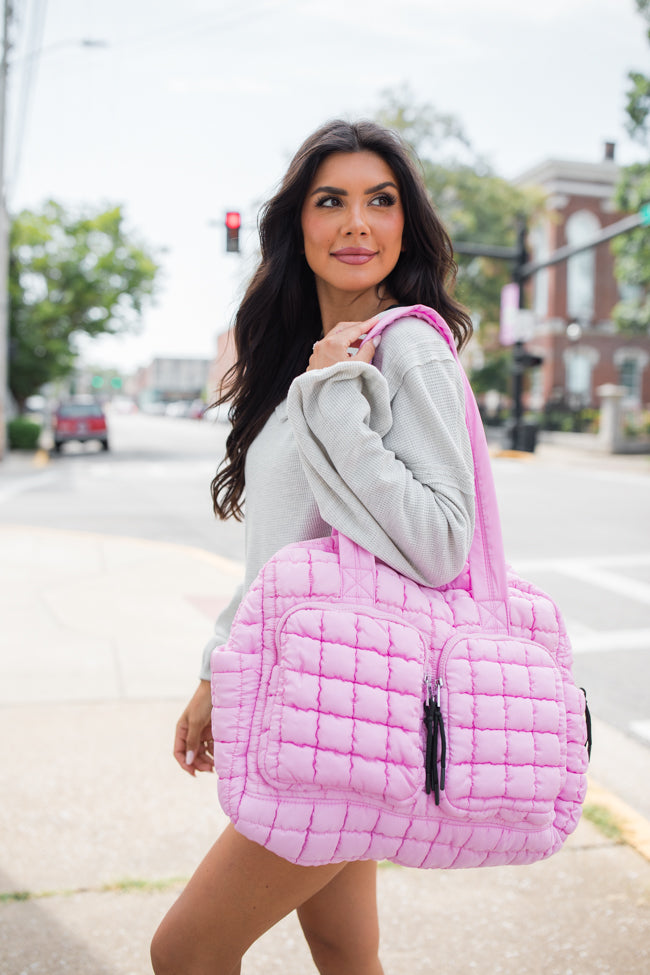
225, 211, 241, 252
512, 344, 543, 372
639, 202, 650, 227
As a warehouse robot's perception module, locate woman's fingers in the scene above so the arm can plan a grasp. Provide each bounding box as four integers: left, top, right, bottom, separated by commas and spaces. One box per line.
174, 681, 213, 775
307, 316, 381, 371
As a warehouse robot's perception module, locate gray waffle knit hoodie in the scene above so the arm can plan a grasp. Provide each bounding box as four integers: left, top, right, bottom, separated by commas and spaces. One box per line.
200, 313, 475, 680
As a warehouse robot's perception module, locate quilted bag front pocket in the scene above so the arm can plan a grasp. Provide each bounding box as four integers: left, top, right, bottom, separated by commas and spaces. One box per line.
437, 633, 568, 827
259, 603, 426, 804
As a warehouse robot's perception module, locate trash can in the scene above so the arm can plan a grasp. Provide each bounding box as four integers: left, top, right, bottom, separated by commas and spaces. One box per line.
517, 422, 538, 453
503, 420, 538, 453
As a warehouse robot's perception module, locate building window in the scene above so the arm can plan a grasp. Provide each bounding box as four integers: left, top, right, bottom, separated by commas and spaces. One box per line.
613, 348, 648, 406
566, 210, 600, 323
530, 223, 549, 318
563, 345, 599, 407
619, 358, 639, 401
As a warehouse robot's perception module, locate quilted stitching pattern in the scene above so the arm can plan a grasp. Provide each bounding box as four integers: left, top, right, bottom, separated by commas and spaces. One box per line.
440, 635, 567, 823
211, 540, 589, 868
259, 605, 426, 802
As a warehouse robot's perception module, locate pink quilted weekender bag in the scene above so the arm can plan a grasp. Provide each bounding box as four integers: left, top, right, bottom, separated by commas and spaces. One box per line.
211, 304, 591, 869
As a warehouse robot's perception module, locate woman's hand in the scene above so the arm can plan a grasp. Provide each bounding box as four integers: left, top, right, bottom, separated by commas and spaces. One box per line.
174, 680, 214, 776
307, 317, 380, 372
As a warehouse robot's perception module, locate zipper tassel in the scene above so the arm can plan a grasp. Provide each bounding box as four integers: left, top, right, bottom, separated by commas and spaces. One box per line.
423, 678, 446, 805
423, 691, 435, 797
434, 680, 446, 795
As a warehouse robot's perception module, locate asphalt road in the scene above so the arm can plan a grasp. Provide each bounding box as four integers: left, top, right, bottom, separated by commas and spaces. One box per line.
2, 409, 649, 753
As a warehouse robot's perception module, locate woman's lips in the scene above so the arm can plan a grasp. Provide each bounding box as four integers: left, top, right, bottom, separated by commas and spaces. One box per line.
331, 248, 377, 265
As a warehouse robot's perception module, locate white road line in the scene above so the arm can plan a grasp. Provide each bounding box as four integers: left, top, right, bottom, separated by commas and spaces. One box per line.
514, 552, 650, 572
513, 554, 650, 606
0, 472, 59, 502
566, 566, 650, 606
629, 720, 650, 744
570, 628, 650, 654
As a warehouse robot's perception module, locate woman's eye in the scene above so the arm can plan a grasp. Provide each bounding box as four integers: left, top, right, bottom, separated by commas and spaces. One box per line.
370, 193, 397, 207
315, 195, 341, 208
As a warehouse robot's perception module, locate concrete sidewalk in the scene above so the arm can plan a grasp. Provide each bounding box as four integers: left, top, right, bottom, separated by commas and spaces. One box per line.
1, 514, 650, 973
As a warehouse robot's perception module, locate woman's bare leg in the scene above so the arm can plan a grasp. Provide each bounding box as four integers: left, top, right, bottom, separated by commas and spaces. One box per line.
297, 860, 384, 975
150, 824, 352, 975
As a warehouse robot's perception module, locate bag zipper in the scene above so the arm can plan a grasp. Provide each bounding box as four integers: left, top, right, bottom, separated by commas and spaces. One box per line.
423, 675, 446, 804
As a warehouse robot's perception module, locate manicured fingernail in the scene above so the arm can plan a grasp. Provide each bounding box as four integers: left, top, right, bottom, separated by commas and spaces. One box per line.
185, 750, 195, 765
373, 336, 381, 347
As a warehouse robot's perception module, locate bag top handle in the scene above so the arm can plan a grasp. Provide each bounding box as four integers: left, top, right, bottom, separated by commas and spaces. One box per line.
360, 304, 510, 632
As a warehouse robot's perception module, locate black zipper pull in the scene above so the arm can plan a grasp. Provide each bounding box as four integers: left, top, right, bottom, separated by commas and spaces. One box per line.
433, 678, 446, 799
423, 677, 446, 805
423, 677, 435, 796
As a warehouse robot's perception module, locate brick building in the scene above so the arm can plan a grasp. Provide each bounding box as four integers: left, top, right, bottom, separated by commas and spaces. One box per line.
516, 146, 650, 413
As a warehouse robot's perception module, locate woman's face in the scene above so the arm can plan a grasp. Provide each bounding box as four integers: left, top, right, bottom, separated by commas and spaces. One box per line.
300, 151, 405, 303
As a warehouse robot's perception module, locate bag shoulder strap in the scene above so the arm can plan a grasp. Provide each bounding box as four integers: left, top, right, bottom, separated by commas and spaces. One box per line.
361, 304, 509, 631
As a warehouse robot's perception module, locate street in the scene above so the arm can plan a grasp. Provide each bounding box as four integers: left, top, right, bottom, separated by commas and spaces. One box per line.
2, 410, 650, 975
2, 410, 649, 760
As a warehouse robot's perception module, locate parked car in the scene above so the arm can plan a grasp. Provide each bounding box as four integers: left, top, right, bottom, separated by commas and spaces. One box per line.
52, 399, 109, 452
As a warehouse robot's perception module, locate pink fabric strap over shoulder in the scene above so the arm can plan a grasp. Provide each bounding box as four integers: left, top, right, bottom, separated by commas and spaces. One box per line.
360, 304, 509, 632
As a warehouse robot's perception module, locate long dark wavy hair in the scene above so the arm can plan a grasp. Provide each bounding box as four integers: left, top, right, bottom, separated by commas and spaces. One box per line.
211, 119, 473, 520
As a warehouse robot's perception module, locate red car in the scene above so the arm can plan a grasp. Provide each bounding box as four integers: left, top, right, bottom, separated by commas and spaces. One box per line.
52, 399, 109, 452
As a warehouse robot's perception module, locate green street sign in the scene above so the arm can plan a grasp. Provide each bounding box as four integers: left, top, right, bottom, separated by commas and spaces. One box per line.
639, 202, 650, 226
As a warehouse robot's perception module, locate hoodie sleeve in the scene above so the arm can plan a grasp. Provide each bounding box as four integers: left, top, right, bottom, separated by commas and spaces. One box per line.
286, 324, 475, 588
198, 582, 245, 680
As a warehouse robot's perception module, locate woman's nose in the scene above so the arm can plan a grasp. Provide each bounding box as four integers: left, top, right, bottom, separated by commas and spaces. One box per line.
343, 203, 370, 236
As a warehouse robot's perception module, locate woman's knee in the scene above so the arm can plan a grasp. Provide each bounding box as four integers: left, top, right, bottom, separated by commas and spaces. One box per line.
301, 920, 381, 975
304, 938, 382, 975
150, 918, 190, 975
150, 917, 240, 975
150, 922, 174, 975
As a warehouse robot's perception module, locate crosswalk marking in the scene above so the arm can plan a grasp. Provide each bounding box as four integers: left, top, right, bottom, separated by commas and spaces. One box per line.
569, 627, 650, 654
629, 720, 650, 744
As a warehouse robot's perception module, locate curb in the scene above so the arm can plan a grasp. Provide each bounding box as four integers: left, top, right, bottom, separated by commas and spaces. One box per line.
489, 448, 535, 461
587, 777, 650, 862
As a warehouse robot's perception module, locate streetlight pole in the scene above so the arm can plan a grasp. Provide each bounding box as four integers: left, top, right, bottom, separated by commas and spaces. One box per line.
0, 20, 107, 458
0, 0, 11, 459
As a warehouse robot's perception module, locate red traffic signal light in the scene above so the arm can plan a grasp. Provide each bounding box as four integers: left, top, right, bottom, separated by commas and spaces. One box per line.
225, 211, 241, 252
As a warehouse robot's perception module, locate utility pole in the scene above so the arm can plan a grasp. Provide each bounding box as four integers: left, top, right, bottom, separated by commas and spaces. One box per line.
0, 0, 10, 459
509, 217, 530, 451
455, 206, 650, 452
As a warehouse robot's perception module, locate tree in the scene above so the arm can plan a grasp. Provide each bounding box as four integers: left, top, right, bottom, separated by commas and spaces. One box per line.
9, 201, 159, 411
376, 86, 543, 338
612, 0, 650, 333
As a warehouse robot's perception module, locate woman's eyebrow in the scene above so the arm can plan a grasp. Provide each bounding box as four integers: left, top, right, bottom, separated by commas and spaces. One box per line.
309, 181, 399, 197
365, 181, 398, 193
310, 185, 347, 196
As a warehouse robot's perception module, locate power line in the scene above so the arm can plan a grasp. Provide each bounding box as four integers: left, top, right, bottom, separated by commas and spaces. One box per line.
110, 1, 285, 54
8, 0, 48, 195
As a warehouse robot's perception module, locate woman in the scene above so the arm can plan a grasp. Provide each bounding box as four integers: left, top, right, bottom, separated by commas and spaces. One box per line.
151, 119, 475, 975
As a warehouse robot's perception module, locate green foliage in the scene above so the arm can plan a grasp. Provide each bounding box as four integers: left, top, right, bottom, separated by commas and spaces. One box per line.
582, 803, 624, 843
469, 348, 511, 396
376, 86, 544, 332
612, 1, 650, 332
625, 70, 650, 142
9, 201, 159, 410
7, 416, 41, 450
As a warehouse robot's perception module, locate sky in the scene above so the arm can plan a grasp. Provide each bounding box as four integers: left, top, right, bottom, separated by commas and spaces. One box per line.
6, 0, 650, 373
